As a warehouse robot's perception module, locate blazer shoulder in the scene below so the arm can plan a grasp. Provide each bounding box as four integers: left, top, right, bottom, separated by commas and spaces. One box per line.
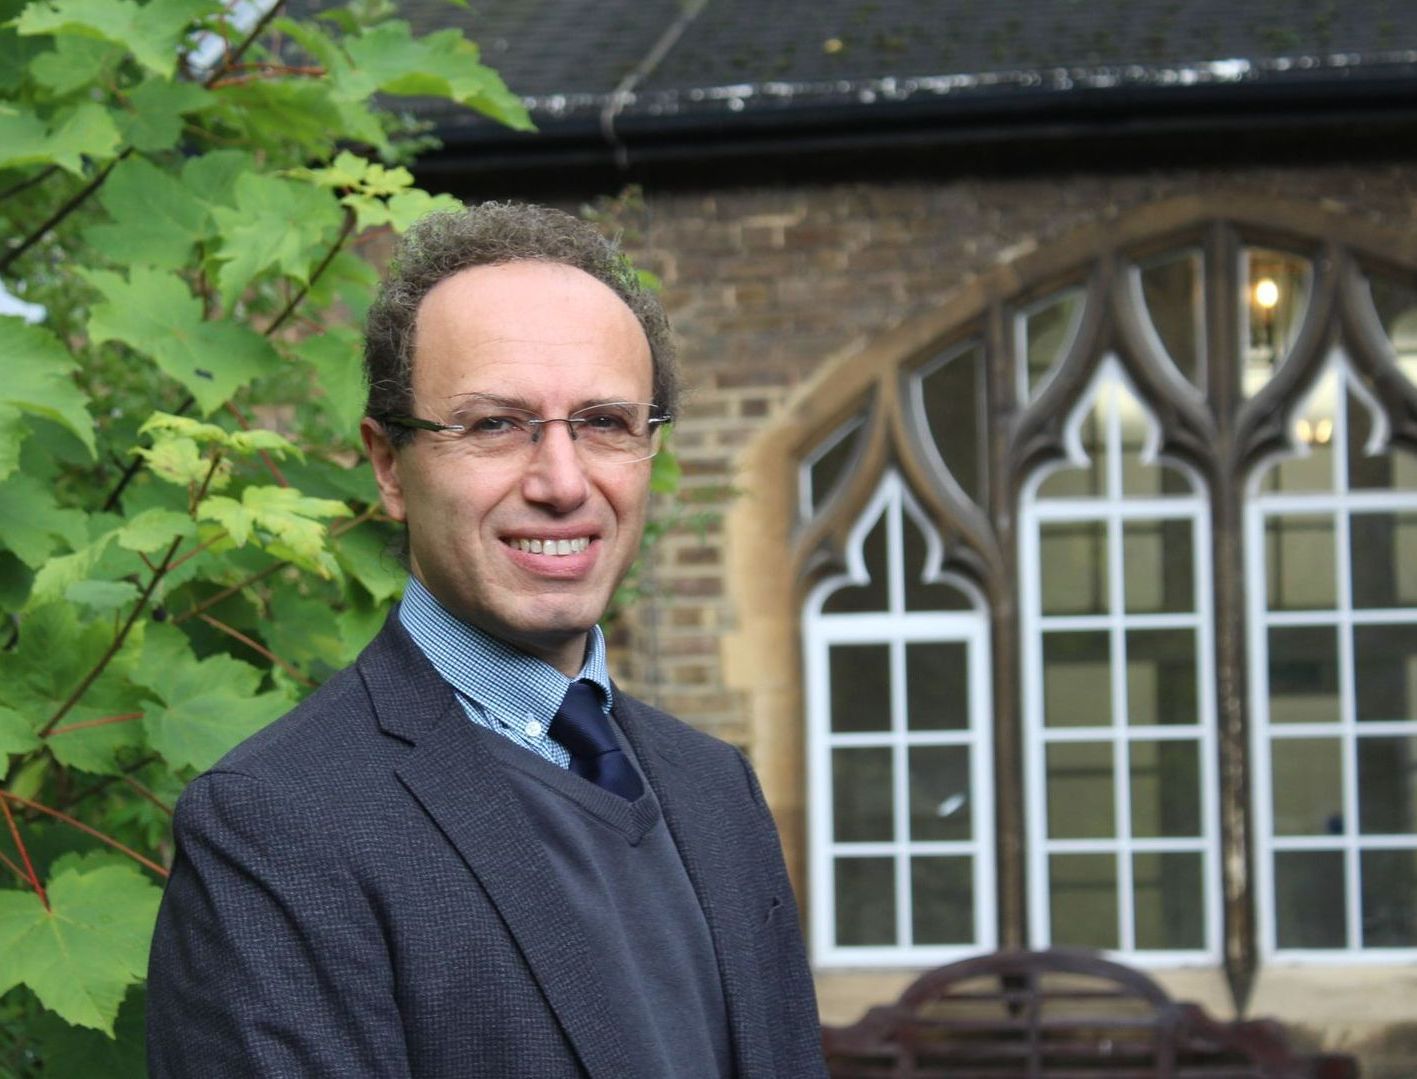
207, 662, 376, 781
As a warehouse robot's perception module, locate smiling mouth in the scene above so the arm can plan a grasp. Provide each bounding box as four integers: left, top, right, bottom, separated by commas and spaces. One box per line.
507, 537, 591, 556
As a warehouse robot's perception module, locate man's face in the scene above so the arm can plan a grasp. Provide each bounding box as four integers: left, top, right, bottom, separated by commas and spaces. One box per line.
361, 261, 655, 675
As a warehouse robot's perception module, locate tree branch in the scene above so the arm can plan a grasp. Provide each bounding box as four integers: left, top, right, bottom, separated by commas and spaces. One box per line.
0, 164, 59, 203
266, 203, 357, 338
45, 711, 145, 738
39, 534, 184, 737
0, 791, 168, 879
0, 151, 130, 277
122, 774, 174, 818
196, 612, 316, 686
0, 794, 49, 910
202, 0, 287, 87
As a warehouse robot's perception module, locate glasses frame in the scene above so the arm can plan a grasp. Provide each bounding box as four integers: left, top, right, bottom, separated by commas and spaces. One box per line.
380, 401, 674, 464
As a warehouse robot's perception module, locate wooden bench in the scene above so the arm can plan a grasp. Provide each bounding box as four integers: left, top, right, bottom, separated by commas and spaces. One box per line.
821, 948, 1359, 1078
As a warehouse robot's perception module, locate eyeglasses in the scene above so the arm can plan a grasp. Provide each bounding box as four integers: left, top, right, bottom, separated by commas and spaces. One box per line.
381, 398, 673, 464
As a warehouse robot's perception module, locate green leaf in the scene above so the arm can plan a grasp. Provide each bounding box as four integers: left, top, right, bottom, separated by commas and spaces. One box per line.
240, 484, 352, 561
85, 154, 211, 269
116, 507, 195, 553
0, 107, 47, 169
0, 863, 162, 1033
0, 474, 87, 569
24, 531, 115, 611
0, 100, 120, 173
64, 578, 140, 613
0, 316, 96, 459
27, 30, 119, 93
336, 22, 532, 131
27, 984, 147, 1079
0, 703, 40, 757
83, 267, 280, 414
136, 623, 286, 771
332, 522, 403, 603
13, 0, 219, 77
0, 406, 24, 480
118, 76, 211, 152
195, 493, 251, 545
209, 172, 344, 308
181, 147, 254, 208
139, 411, 302, 459
133, 435, 218, 486
295, 329, 365, 434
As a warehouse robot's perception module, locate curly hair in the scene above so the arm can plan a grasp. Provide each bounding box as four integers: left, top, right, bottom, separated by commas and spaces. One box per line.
364, 201, 680, 446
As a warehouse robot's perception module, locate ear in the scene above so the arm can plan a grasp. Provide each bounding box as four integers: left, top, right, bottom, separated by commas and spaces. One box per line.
360, 417, 407, 522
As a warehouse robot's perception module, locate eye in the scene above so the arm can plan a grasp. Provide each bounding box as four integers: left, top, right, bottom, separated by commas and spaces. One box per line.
576, 405, 638, 434
471, 414, 523, 434
450, 407, 534, 437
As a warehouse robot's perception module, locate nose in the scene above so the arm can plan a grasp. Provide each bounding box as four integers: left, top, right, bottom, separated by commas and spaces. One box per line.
520, 418, 590, 511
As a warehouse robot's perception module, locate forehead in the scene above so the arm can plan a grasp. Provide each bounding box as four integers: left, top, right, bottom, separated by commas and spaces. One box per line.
410, 261, 653, 400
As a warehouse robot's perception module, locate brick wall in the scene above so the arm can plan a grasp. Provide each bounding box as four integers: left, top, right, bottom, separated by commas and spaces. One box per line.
604, 162, 1417, 746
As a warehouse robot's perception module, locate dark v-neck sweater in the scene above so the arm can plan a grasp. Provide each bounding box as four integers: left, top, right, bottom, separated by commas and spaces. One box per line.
470, 721, 734, 1078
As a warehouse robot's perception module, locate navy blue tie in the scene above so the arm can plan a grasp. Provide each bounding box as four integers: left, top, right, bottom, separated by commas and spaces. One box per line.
550, 681, 643, 801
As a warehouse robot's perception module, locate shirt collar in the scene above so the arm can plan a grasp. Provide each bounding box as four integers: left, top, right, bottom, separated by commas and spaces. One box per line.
396, 576, 613, 724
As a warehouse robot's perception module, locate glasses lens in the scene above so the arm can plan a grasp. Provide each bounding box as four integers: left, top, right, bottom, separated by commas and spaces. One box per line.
438, 400, 666, 462
572, 402, 656, 459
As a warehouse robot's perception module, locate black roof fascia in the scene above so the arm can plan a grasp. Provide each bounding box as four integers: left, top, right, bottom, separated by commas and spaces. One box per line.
414, 66, 1417, 195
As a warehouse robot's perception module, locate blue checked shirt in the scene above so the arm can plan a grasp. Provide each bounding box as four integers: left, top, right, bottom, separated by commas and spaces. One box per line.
396, 576, 614, 769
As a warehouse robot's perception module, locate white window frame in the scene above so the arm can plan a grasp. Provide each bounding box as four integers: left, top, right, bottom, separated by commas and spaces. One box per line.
1020, 357, 1222, 965
1247, 350, 1417, 962
804, 470, 997, 966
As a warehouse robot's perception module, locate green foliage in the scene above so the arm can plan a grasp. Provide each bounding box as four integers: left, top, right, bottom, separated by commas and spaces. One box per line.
0, 0, 532, 1068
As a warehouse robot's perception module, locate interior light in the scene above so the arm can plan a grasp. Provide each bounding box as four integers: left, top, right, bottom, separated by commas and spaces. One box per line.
1254, 278, 1280, 310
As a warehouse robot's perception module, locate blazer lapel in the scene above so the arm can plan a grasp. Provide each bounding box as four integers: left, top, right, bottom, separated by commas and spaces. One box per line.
359, 618, 633, 1079
615, 693, 774, 1078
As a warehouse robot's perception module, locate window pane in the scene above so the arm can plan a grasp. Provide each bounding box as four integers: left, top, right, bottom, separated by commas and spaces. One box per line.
1262, 370, 1337, 493
836, 856, 896, 946
1264, 514, 1336, 610
906, 642, 968, 730
917, 343, 984, 505
1020, 287, 1085, 403
1351, 512, 1417, 609
803, 416, 863, 518
1243, 248, 1310, 399
1126, 629, 1198, 727
1123, 518, 1194, 614
1271, 738, 1343, 836
1357, 737, 1417, 834
909, 745, 972, 841
1368, 271, 1417, 388
1049, 853, 1118, 949
1047, 742, 1115, 839
911, 856, 975, 945
822, 513, 888, 613
1040, 521, 1108, 615
1036, 405, 1105, 498
1347, 388, 1396, 491
1275, 851, 1346, 949
1130, 740, 1201, 838
1268, 626, 1340, 724
1138, 251, 1203, 390
1134, 852, 1205, 950
832, 748, 893, 842
1043, 631, 1112, 728
829, 644, 891, 733
903, 512, 973, 612
1354, 625, 1417, 724
1361, 849, 1417, 948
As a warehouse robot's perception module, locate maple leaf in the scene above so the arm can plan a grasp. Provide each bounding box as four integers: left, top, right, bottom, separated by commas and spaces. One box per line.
135, 623, 288, 771
209, 172, 344, 308
0, 863, 162, 1033
13, 0, 219, 78
0, 317, 97, 463
83, 266, 279, 415
85, 156, 212, 270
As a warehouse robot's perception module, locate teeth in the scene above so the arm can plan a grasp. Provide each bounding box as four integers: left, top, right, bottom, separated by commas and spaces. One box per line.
511, 537, 589, 556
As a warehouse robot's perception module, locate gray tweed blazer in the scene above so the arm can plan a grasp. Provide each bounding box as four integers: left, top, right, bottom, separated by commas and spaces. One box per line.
145, 614, 825, 1078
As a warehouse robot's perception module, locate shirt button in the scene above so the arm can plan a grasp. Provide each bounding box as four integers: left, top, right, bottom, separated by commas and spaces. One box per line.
525, 719, 544, 739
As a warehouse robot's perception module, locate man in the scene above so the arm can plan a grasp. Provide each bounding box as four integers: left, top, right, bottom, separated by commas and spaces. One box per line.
146, 202, 825, 1077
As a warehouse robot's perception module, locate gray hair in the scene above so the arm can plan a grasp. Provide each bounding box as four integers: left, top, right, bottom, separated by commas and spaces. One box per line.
364, 201, 679, 446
